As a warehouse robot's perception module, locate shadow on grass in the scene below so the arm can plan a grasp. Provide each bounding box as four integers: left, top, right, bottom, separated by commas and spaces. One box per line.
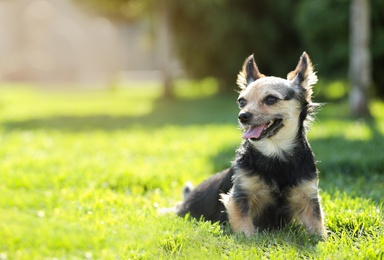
3, 93, 383, 200
0, 94, 238, 132
311, 101, 384, 180
312, 120, 384, 177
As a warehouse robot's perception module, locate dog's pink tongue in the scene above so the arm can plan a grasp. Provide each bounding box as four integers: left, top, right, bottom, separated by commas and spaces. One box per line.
242, 125, 265, 139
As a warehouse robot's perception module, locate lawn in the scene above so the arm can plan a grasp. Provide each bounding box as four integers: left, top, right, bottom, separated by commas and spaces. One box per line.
0, 82, 383, 259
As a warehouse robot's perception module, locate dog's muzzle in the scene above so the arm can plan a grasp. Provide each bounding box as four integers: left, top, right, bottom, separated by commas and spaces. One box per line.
238, 112, 252, 123
239, 112, 284, 140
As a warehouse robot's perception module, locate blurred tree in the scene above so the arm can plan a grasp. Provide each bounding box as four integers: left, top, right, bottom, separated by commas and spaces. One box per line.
74, 0, 151, 22
168, 0, 301, 91
76, 0, 384, 101
295, 1, 349, 78
370, 0, 384, 98
296, 0, 384, 101
159, 0, 174, 99
349, 0, 371, 117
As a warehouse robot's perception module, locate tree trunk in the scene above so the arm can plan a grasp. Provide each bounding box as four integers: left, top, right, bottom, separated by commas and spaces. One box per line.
349, 0, 371, 117
160, 0, 174, 99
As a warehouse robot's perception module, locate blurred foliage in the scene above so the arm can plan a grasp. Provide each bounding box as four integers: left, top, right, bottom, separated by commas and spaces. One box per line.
75, 0, 384, 97
73, 0, 153, 21
168, 0, 301, 90
371, 0, 384, 98
295, 0, 350, 79
296, 0, 384, 98
168, 0, 384, 96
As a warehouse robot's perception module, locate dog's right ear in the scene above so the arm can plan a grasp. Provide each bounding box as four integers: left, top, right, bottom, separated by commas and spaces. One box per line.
237, 54, 265, 90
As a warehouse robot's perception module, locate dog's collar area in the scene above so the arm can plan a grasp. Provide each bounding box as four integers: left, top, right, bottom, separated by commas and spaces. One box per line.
242, 119, 283, 141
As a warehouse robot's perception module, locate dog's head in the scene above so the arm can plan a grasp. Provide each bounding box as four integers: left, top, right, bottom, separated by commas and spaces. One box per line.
236, 52, 318, 158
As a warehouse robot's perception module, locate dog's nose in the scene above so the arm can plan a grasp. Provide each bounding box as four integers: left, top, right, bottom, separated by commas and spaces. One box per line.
238, 112, 252, 123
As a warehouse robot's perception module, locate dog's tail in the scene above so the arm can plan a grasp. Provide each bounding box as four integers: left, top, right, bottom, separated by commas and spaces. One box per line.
157, 182, 194, 215
182, 181, 194, 201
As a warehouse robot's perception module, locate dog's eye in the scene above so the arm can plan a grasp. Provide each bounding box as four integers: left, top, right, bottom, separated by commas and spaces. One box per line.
264, 95, 279, 105
238, 98, 247, 108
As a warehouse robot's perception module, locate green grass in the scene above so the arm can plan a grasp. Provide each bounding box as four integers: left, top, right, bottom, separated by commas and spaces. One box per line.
0, 82, 383, 259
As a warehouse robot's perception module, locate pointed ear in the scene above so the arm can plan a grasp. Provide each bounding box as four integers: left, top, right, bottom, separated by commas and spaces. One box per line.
237, 54, 265, 90
287, 52, 318, 93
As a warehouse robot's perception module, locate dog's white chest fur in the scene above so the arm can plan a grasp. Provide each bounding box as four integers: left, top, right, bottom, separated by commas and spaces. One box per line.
250, 113, 300, 159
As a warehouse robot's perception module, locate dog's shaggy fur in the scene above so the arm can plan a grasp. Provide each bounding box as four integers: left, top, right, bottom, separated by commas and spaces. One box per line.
176, 52, 326, 238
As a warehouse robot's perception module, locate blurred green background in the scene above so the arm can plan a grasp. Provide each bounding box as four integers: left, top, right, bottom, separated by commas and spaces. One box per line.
0, 0, 383, 258
71, 0, 384, 99
1, 0, 383, 104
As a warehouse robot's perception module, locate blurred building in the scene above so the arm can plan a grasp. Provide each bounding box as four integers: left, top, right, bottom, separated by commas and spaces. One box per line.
0, 0, 179, 86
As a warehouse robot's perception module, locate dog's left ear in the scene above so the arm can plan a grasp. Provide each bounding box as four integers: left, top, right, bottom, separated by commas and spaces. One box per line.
237, 54, 265, 90
287, 52, 318, 100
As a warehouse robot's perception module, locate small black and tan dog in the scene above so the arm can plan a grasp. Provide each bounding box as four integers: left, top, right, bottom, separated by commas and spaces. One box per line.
176, 52, 326, 238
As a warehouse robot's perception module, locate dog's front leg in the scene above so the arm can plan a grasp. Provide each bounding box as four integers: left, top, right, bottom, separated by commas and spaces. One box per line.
221, 174, 276, 236
221, 190, 255, 236
288, 179, 327, 238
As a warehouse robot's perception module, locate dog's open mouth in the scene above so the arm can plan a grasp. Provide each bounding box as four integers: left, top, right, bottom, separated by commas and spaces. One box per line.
242, 119, 283, 141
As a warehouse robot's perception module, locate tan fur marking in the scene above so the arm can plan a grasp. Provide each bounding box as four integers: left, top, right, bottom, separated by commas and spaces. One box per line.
237, 175, 276, 218
288, 179, 327, 237
220, 172, 276, 236
220, 191, 255, 236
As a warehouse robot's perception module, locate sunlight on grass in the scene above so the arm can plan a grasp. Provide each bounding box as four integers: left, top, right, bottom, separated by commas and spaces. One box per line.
310, 119, 373, 141
315, 78, 349, 100
0, 85, 161, 122
0, 83, 383, 259
174, 78, 220, 98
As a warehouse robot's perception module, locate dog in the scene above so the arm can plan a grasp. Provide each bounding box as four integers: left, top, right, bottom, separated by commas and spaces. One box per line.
176, 52, 326, 238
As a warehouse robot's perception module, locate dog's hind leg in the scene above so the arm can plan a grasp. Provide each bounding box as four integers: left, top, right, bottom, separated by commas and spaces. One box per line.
287, 179, 327, 238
